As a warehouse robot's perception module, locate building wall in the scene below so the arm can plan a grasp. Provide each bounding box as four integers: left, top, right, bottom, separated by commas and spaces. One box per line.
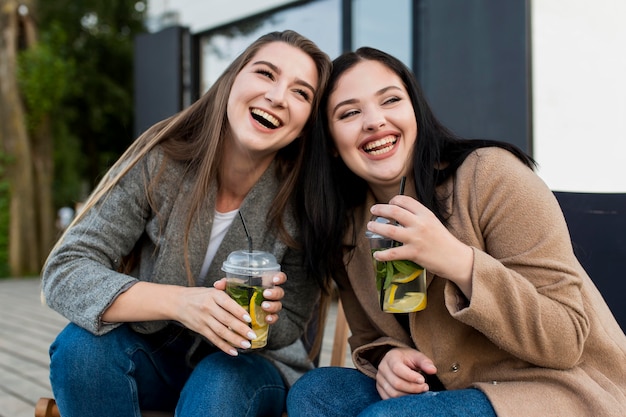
146, 0, 626, 192
531, 0, 626, 192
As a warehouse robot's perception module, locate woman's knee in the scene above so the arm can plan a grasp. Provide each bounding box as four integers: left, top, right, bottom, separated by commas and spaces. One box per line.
191, 352, 284, 392
294, 367, 373, 392
289, 367, 338, 400
178, 352, 286, 415
51, 324, 98, 367
358, 389, 496, 417
50, 323, 135, 380
288, 368, 379, 417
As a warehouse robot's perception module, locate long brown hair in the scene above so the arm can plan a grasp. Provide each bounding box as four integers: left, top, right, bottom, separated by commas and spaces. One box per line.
49, 30, 331, 285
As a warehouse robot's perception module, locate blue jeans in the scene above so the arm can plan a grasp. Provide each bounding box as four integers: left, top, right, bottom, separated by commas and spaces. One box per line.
287, 367, 497, 417
49, 323, 286, 417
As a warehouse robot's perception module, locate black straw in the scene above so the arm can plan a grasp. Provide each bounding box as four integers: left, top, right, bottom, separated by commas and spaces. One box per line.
392, 176, 407, 244
399, 176, 406, 196
239, 211, 253, 253
381, 176, 407, 310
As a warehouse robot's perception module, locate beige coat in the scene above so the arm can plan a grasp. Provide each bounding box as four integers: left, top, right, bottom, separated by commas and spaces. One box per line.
337, 147, 626, 416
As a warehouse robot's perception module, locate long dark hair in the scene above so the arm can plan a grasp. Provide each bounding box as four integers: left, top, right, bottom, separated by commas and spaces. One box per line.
298, 46, 535, 287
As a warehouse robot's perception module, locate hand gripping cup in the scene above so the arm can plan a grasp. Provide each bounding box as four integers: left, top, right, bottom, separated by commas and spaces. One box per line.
221, 250, 280, 348
366, 217, 427, 313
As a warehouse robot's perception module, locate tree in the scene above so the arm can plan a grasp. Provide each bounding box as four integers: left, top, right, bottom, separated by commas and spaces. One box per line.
37, 0, 147, 188
0, 0, 41, 275
0, 0, 146, 277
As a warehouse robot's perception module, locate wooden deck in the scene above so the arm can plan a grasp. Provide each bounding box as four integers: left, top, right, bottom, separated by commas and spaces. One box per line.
0, 277, 67, 417
0, 277, 351, 417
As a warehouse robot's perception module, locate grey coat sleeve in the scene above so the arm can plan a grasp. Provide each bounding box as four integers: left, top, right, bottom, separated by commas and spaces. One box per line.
42, 153, 157, 335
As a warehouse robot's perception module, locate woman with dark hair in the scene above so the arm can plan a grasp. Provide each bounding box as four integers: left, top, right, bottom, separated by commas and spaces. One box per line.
42, 30, 331, 416
288, 47, 626, 416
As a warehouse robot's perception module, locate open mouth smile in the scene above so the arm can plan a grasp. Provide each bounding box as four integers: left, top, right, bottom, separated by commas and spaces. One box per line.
362, 135, 398, 156
251, 108, 282, 129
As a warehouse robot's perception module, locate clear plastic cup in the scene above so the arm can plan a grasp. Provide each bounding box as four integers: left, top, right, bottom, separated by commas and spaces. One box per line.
366, 217, 427, 313
221, 250, 280, 348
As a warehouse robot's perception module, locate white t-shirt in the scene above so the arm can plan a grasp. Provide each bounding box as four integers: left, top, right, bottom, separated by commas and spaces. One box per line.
199, 208, 239, 282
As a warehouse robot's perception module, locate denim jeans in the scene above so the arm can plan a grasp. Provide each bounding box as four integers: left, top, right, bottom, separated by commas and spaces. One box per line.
49, 323, 286, 417
286, 367, 497, 417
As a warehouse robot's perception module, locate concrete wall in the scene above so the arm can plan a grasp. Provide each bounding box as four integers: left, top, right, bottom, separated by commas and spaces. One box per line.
531, 0, 626, 192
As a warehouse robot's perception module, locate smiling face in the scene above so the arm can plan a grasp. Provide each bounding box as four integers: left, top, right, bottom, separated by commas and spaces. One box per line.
327, 60, 417, 197
226, 41, 319, 163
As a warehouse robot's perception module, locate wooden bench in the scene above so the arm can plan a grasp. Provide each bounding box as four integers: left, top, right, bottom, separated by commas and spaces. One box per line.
34, 300, 350, 417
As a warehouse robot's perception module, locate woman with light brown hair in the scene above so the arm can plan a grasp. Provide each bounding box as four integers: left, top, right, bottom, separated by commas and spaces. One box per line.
42, 30, 331, 416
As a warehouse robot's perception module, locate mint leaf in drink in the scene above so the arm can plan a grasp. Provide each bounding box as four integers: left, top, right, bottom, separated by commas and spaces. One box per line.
393, 259, 423, 275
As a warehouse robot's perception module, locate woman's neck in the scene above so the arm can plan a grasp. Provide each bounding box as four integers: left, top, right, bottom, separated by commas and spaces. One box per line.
370, 186, 395, 205
370, 179, 416, 204
216, 149, 274, 212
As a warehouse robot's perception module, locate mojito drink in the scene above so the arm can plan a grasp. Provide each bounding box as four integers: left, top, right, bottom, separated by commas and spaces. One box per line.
225, 281, 269, 348
372, 251, 427, 313
222, 249, 280, 349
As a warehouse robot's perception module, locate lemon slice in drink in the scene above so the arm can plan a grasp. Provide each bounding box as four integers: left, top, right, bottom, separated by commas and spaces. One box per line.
386, 292, 427, 313
249, 291, 262, 328
252, 323, 269, 341
249, 291, 269, 348
391, 268, 422, 284
385, 284, 399, 307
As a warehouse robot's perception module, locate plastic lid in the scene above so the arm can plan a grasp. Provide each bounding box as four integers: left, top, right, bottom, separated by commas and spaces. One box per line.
221, 250, 280, 275
365, 216, 392, 239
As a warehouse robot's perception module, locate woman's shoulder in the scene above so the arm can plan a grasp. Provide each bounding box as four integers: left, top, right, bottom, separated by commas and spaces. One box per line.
459, 146, 535, 182
113, 144, 194, 209
453, 145, 553, 209
134, 144, 192, 187
465, 145, 528, 165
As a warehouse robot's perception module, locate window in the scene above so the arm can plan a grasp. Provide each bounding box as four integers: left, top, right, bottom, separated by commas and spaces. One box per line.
352, 0, 412, 68
199, 0, 341, 93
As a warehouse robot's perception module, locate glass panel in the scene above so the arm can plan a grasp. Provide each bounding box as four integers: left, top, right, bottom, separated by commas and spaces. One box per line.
199, 0, 341, 94
352, 0, 412, 68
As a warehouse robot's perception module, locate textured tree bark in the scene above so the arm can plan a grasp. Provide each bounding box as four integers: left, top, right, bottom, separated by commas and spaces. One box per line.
19, 1, 56, 267
0, 0, 42, 275
32, 113, 56, 267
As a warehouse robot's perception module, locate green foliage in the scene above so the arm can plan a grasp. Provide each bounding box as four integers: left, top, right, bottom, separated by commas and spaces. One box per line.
34, 0, 147, 206
17, 23, 76, 134
0, 153, 13, 278
52, 123, 86, 208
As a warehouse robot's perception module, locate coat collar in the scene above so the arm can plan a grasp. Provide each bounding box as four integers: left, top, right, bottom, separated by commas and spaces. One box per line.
150, 160, 283, 287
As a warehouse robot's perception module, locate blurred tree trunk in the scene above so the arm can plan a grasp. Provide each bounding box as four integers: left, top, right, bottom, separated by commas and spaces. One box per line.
32, 114, 56, 268
21, 1, 56, 267
0, 0, 45, 275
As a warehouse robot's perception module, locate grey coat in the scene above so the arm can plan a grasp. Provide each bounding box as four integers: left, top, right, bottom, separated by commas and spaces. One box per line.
42, 146, 320, 385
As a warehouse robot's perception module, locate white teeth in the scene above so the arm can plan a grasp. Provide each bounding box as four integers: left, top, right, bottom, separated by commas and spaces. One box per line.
251, 108, 280, 127
363, 136, 397, 155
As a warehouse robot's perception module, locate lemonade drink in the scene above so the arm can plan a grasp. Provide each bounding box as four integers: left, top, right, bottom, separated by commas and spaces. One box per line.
371, 252, 427, 313
225, 282, 269, 348
366, 215, 427, 313
221, 250, 280, 349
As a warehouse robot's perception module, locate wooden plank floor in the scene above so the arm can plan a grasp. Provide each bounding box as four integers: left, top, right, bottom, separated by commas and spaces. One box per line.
0, 277, 68, 417
0, 277, 351, 417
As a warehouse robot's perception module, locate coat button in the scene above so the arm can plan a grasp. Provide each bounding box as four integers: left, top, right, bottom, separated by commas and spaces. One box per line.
450, 363, 460, 372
